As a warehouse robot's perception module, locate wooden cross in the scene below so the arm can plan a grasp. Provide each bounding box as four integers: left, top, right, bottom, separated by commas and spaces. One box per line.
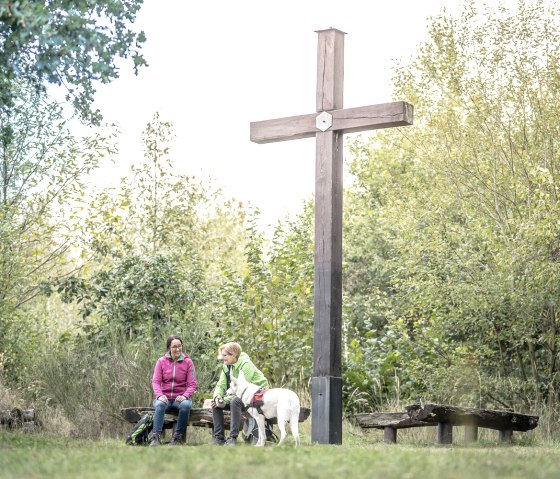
250, 28, 413, 444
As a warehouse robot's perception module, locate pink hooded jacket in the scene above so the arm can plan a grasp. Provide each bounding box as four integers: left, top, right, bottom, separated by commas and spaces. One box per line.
152, 352, 197, 400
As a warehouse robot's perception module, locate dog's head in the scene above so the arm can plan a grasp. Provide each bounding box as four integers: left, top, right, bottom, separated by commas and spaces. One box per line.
226, 370, 247, 397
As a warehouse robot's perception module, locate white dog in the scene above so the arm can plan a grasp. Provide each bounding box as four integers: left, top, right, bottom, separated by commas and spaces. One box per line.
226, 370, 300, 447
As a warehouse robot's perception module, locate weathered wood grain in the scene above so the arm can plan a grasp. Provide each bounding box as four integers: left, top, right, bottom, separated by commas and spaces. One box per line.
316, 28, 345, 112
405, 404, 539, 432
355, 412, 433, 430
250, 102, 413, 144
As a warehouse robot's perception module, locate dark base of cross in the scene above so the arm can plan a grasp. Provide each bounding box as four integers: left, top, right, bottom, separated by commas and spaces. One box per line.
250, 28, 413, 444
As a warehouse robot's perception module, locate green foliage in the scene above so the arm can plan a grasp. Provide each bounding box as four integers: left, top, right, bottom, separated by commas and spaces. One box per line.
213, 206, 314, 388
343, 0, 560, 411
32, 113, 249, 405
30, 324, 216, 438
0, 83, 114, 303
14, 0, 560, 428
0, 0, 147, 124
0, 83, 116, 380
52, 253, 201, 338
75, 113, 246, 272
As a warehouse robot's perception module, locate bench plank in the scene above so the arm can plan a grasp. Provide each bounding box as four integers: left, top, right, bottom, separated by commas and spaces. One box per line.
121, 407, 218, 429
121, 406, 311, 430
355, 405, 539, 445
405, 404, 539, 432
355, 412, 433, 430
355, 412, 434, 444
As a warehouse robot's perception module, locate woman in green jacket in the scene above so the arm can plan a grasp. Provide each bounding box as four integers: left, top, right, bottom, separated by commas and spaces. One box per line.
211, 342, 268, 445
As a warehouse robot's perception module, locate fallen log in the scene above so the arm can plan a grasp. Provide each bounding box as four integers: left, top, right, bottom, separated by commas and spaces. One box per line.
0, 408, 39, 431
1, 408, 38, 424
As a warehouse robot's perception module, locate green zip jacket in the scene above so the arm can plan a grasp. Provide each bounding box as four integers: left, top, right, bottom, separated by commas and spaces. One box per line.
213, 352, 269, 404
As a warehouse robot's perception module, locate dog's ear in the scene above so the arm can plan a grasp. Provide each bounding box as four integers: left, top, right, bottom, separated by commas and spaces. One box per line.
238, 370, 246, 382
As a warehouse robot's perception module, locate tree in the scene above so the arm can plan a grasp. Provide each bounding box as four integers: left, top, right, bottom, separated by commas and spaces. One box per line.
0, 0, 147, 124
0, 83, 116, 379
76, 113, 247, 270
50, 113, 249, 343
0, 83, 115, 307
213, 206, 314, 388
55, 253, 198, 338
343, 0, 560, 410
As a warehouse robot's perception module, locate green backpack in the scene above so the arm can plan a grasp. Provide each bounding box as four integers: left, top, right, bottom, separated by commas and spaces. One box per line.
125, 413, 154, 445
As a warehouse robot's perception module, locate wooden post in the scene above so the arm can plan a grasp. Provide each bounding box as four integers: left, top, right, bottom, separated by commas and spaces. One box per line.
437, 423, 453, 444
312, 29, 344, 445
464, 424, 478, 443
499, 428, 513, 442
250, 29, 413, 444
383, 426, 397, 444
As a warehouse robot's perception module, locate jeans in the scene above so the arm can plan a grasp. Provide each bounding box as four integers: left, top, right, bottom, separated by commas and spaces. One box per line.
213, 396, 243, 439
152, 398, 192, 436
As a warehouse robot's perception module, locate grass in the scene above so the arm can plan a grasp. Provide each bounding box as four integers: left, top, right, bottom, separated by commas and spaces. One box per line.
2, 429, 560, 479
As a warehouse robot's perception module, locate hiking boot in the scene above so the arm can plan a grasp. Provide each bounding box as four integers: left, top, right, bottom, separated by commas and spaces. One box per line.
213, 437, 225, 446
168, 433, 184, 446
149, 432, 162, 446
225, 437, 238, 446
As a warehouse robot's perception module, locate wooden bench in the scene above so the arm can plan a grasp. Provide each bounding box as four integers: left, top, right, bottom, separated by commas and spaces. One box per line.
356, 403, 539, 444
355, 411, 434, 444
121, 403, 311, 435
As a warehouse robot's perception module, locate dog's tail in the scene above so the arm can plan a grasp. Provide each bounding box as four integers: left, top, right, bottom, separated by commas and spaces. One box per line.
288, 392, 301, 446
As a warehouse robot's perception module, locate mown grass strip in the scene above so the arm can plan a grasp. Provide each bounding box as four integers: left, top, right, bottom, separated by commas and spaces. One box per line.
2, 432, 560, 479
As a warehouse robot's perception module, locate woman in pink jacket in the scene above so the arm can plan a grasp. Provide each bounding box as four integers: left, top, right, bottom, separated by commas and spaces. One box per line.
150, 335, 197, 446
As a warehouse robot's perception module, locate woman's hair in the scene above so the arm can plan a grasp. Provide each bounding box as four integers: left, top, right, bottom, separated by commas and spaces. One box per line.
220, 341, 242, 359
166, 335, 183, 351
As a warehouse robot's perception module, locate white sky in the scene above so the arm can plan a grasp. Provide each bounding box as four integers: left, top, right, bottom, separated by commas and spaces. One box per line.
88, 0, 514, 229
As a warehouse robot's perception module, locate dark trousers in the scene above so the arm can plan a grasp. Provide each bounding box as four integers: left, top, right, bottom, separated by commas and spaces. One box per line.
213, 396, 243, 439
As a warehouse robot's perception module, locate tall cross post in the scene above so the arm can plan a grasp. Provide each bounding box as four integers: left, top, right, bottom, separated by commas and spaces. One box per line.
250, 28, 413, 444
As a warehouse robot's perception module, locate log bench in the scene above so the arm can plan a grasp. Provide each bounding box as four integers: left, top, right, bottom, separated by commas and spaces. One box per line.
121, 403, 311, 436
356, 404, 539, 444
355, 412, 435, 444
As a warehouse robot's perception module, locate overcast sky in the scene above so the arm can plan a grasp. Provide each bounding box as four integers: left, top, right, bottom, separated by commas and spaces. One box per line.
88, 0, 517, 228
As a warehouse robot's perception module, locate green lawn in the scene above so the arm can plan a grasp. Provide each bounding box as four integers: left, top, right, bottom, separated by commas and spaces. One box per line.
1, 431, 560, 479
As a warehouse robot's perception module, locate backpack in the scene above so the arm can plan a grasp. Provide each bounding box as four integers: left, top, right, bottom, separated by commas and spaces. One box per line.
125, 413, 154, 445
242, 416, 278, 444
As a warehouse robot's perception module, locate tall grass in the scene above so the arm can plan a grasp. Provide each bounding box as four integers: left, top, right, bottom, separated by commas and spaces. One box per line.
6, 321, 559, 442
26, 322, 222, 438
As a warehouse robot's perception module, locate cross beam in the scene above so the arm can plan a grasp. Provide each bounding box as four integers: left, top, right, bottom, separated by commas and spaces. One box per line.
250, 28, 413, 444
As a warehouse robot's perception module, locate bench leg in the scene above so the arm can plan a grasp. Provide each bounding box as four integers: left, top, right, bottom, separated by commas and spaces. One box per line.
383, 426, 397, 444
499, 428, 513, 442
464, 425, 478, 443
437, 422, 453, 444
